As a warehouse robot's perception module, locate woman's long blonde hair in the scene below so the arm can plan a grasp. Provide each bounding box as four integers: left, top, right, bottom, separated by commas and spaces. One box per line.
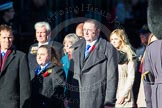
110, 29, 136, 61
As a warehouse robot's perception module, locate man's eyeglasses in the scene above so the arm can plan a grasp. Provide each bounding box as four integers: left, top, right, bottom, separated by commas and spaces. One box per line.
82, 29, 96, 33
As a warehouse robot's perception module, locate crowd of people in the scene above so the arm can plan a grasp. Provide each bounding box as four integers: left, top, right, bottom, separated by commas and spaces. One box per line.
0, 0, 162, 108
0, 18, 156, 108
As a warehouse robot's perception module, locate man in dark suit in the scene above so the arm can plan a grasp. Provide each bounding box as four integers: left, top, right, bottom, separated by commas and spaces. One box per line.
28, 21, 63, 79
72, 19, 118, 108
0, 24, 31, 108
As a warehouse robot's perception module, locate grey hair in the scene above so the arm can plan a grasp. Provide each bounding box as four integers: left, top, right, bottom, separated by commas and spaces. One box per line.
63, 33, 79, 45
34, 22, 51, 32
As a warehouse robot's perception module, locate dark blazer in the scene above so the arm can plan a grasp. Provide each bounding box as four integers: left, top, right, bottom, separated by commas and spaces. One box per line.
0, 49, 31, 108
31, 64, 65, 108
28, 41, 63, 78
72, 37, 118, 108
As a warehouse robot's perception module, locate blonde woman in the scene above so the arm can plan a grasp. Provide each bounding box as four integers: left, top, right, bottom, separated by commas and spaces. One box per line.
61, 33, 80, 108
61, 33, 79, 78
110, 29, 136, 107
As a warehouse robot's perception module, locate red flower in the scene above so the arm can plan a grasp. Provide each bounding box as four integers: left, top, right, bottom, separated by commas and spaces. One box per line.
90, 45, 96, 53
43, 71, 49, 77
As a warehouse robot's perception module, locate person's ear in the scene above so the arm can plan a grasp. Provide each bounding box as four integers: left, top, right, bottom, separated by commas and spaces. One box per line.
96, 29, 100, 36
47, 32, 51, 40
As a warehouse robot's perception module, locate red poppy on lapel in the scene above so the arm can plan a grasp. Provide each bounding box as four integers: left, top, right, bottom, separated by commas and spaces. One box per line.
90, 45, 96, 53
43, 69, 52, 77
43, 71, 49, 77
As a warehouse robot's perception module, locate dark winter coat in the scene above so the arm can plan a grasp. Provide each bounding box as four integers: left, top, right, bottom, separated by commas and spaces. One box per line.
72, 37, 118, 108
31, 65, 65, 108
0, 49, 31, 108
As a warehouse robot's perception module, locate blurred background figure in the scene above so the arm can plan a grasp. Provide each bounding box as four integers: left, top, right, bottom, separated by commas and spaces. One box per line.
0, 0, 15, 28
110, 29, 136, 108
139, 24, 151, 46
75, 23, 84, 39
134, 24, 157, 108
135, 24, 150, 66
136, 33, 157, 108
138, 25, 157, 73
133, 24, 151, 107
20, 0, 50, 33
115, 0, 133, 24
0, 0, 19, 40
0, 0, 21, 50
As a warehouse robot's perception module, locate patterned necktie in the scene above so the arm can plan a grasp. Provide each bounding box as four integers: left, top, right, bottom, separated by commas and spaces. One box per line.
84, 45, 91, 57
1, 52, 5, 59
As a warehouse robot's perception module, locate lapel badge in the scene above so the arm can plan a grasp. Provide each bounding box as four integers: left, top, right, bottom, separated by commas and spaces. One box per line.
30, 46, 38, 54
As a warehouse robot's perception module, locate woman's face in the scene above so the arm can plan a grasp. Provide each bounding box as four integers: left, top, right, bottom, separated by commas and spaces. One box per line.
110, 34, 122, 49
63, 40, 73, 54
37, 47, 50, 66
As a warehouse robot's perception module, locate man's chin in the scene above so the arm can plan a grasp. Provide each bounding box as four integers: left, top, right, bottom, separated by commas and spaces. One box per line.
4, 46, 11, 49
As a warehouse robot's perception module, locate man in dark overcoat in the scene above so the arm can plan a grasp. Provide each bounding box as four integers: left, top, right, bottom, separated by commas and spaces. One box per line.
0, 24, 31, 108
72, 19, 118, 108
